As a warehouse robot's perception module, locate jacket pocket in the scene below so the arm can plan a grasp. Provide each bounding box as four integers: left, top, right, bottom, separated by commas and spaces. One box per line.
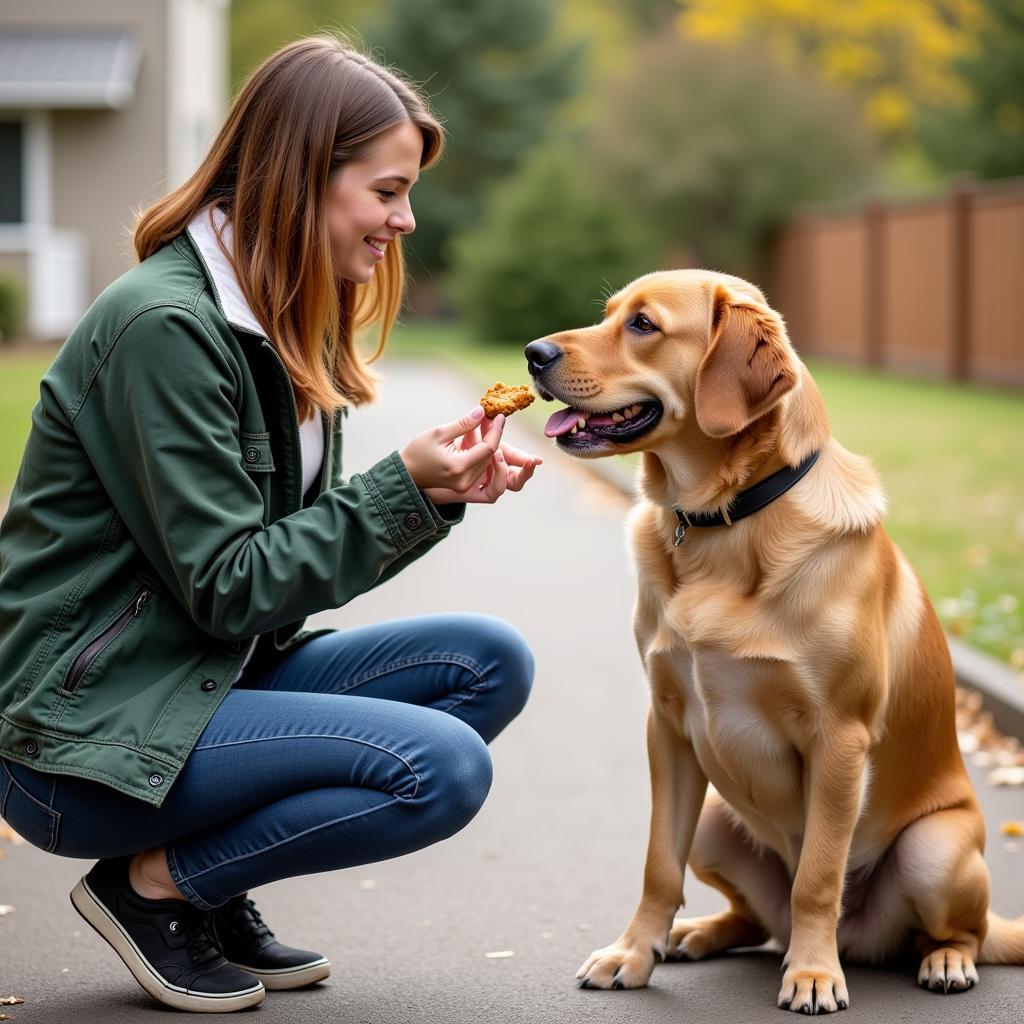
239, 431, 274, 472
59, 584, 154, 697
0, 757, 62, 854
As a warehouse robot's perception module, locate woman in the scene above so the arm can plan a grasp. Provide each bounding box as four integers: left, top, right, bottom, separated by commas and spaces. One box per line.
0, 36, 539, 1013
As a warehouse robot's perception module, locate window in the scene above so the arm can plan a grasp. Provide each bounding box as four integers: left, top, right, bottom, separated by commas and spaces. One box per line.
0, 120, 24, 223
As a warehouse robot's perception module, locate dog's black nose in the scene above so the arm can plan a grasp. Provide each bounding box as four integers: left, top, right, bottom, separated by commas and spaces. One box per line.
525, 339, 563, 375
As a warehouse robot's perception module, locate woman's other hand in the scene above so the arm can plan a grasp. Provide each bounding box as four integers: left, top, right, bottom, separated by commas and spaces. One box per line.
399, 406, 542, 506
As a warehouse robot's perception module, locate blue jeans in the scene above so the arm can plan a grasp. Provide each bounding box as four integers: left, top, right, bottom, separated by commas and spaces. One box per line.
0, 613, 534, 910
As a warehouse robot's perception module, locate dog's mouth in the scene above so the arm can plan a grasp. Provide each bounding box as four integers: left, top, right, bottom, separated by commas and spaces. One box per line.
542, 399, 664, 451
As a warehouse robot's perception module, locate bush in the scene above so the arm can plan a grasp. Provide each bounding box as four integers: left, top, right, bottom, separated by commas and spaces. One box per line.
587, 35, 878, 277
448, 143, 655, 344
0, 271, 26, 343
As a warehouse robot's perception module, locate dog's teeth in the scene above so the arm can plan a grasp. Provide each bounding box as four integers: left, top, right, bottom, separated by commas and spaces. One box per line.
630, 404, 642, 416
577, 417, 587, 429
570, 425, 578, 435
623, 407, 634, 419
612, 412, 625, 423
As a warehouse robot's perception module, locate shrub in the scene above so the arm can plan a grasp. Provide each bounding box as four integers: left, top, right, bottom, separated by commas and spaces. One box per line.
0, 271, 26, 343
448, 143, 655, 344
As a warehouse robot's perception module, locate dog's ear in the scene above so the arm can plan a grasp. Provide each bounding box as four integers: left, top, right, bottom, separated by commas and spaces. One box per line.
694, 284, 799, 438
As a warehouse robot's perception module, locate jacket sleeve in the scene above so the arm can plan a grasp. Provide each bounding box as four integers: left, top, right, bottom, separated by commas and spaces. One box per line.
73, 305, 461, 641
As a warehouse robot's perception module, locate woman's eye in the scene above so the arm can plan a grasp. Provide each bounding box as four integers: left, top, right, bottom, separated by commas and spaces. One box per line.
377, 189, 397, 200
630, 313, 657, 333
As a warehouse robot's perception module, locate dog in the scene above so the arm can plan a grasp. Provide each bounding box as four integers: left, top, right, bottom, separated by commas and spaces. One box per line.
525, 270, 1024, 1014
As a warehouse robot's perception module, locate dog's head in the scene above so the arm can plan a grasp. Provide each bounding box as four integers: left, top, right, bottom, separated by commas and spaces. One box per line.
526, 269, 811, 460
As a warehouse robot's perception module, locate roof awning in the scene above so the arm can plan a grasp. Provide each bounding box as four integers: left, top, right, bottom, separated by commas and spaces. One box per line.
0, 28, 141, 110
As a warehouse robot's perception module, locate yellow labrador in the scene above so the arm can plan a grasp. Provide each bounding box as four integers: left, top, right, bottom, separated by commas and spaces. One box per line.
525, 270, 1024, 1014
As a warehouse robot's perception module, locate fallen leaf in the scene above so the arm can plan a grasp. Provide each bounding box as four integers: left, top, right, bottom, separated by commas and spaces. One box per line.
989, 767, 1024, 787
0, 906, 14, 916
484, 950, 515, 958
0, 998, 23, 1006
1001, 821, 1024, 837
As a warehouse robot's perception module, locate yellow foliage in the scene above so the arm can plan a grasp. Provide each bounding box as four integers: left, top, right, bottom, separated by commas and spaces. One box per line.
675, 0, 984, 142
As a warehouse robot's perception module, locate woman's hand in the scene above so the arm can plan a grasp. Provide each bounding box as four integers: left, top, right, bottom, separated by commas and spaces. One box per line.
399, 406, 543, 506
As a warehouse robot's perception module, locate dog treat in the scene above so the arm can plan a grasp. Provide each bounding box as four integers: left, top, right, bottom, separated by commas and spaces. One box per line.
480, 382, 535, 419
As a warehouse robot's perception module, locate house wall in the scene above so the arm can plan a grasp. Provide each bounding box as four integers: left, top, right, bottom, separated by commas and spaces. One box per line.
1, 1, 167, 300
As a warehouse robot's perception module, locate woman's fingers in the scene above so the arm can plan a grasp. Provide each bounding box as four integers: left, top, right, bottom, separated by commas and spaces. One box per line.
506, 459, 537, 492
436, 406, 486, 443
479, 450, 509, 502
499, 441, 543, 468
458, 414, 505, 477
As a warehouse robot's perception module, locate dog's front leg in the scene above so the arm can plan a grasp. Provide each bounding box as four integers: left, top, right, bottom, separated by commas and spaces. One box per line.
779, 723, 871, 1014
577, 687, 707, 990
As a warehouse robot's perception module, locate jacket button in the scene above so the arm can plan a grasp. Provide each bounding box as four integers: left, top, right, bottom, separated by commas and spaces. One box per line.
244, 446, 261, 464
25, 740, 39, 756
201, 678, 217, 692
149, 773, 164, 787
404, 512, 423, 531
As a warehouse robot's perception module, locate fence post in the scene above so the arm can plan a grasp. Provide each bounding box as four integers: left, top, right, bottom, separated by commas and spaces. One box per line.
949, 182, 971, 381
864, 199, 885, 368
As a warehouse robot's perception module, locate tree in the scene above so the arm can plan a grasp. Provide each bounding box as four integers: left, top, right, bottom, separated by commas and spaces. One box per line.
675, 0, 983, 148
917, 0, 1024, 179
364, 0, 582, 279
230, 0, 375, 90
450, 143, 654, 344
587, 34, 877, 277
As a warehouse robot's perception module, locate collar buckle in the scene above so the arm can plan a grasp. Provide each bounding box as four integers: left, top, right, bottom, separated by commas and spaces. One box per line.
674, 510, 692, 546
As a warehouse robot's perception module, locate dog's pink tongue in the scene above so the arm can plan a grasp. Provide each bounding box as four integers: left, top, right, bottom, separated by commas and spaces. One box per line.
544, 407, 582, 438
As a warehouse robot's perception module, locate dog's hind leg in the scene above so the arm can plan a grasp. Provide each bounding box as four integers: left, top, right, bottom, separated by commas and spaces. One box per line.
892, 806, 990, 993
668, 793, 789, 960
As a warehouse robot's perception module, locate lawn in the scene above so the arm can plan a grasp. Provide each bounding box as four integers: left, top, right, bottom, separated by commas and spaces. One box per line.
2, 325, 1021, 666
384, 320, 1024, 666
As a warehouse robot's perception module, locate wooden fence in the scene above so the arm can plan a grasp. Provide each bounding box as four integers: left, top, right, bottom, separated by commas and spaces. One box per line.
770, 177, 1024, 386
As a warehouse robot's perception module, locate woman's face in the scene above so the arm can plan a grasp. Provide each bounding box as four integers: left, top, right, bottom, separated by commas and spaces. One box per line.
326, 118, 423, 284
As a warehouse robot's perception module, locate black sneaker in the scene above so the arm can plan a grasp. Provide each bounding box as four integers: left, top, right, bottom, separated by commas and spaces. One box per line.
210, 893, 331, 990
70, 855, 265, 1012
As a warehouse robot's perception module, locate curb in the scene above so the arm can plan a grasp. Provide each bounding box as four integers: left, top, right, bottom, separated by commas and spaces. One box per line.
524, 431, 1024, 742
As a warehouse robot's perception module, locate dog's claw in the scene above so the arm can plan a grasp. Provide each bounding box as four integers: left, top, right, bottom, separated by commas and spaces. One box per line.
578, 977, 592, 989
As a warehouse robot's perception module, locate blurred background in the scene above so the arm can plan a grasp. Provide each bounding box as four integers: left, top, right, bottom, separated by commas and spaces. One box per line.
0, 0, 1021, 668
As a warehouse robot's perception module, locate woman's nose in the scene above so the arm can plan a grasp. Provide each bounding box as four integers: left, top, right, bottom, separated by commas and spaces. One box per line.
389, 201, 415, 235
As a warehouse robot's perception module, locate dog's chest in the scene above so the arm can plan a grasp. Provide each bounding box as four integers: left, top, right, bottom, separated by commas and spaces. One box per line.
665, 645, 808, 840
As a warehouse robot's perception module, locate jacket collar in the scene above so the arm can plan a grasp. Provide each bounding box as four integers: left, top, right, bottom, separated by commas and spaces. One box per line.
185, 205, 268, 339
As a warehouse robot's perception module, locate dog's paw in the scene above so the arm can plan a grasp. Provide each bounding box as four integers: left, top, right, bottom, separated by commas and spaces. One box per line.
667, 912, 768, 961
917, 948, 978, 993
576, 943, 659, 990
777, 965, 849, 1014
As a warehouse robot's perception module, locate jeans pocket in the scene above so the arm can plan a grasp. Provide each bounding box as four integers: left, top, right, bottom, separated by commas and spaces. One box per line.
0, 757, 62, 854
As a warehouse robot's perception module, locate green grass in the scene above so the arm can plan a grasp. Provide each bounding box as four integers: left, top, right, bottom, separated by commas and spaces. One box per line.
384, 320, 1024, 665
0, 343, 60, 501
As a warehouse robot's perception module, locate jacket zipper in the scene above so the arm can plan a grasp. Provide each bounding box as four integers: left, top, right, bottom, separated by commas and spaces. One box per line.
260, 339, 303, 513
61, 587, 152, 695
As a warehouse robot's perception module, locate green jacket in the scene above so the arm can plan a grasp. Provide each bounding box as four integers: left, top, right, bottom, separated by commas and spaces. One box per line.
0, 223, 464, 807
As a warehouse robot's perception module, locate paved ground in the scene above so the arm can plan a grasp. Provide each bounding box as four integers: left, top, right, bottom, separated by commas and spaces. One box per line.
2, 358, 1022, 1023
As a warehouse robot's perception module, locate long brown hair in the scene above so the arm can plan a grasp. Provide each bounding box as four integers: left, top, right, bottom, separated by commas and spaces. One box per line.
134, 34, 444, 417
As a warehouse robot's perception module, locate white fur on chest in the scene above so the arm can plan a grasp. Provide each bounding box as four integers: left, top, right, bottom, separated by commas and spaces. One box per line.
662, 644, 807, 854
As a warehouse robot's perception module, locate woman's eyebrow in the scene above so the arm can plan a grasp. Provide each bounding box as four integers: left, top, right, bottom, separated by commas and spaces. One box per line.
373, 174, 413, 185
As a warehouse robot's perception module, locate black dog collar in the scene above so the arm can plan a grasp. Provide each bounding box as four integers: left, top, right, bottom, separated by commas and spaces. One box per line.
673, 450, 821, 546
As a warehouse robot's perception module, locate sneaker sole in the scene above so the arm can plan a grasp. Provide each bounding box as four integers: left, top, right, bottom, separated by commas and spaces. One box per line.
70, 877, 266, 1013
228, 957, 331, 990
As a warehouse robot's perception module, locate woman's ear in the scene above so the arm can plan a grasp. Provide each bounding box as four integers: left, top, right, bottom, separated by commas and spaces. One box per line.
694, 284, 799, 438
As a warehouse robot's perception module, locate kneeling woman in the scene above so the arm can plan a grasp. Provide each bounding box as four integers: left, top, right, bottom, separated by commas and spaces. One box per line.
0, 34, 539, 1013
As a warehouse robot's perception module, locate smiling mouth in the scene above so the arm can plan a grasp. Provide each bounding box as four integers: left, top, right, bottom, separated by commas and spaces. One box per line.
543, 399, 664, 451
365, 237, 388, 257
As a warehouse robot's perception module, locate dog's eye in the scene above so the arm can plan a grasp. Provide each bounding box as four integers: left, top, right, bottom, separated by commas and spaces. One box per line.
629, 313, 658, 334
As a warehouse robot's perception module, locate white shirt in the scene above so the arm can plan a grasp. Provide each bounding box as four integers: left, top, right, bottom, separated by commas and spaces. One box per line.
185, 205, 326, 683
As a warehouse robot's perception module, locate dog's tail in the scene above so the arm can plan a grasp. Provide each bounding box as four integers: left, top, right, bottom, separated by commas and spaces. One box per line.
979, 912, 1024, 964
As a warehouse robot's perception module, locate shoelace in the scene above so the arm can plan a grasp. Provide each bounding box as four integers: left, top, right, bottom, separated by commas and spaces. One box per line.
180, 908, 225, 969
226, 896, 274, 941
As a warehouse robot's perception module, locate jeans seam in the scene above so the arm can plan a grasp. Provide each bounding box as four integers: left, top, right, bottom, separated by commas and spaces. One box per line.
190, 733, 421, 798
171, 795, 402, 894
339, 653, 486, 692
165, 843, 214, 910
